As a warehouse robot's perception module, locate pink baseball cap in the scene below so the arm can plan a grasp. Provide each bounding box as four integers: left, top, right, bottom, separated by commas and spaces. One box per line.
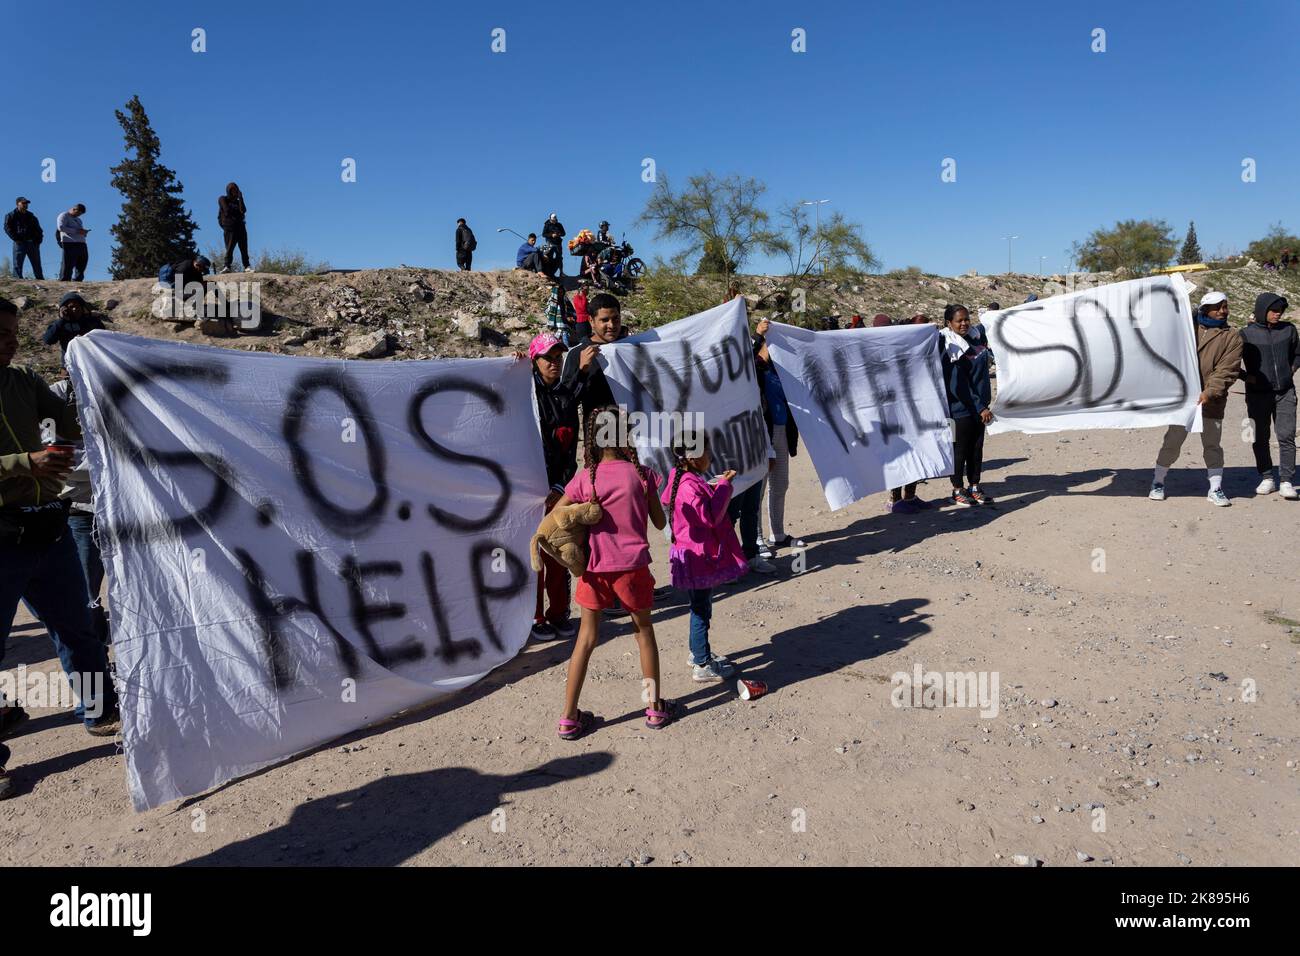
528, 331, 565, 362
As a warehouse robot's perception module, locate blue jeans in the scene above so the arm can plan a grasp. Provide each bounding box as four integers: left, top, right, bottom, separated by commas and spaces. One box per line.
688, 588, 713, 665
0, 531, 117, 724
13, 240, 43, 279
67, 511, 110, 644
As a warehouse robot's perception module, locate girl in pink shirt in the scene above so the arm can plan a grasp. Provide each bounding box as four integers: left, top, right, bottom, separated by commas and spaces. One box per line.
552, 407, 673, 737
661, 430, 748, 682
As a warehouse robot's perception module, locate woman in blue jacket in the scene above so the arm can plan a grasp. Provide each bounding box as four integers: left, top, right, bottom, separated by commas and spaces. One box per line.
941, 304, 994, 507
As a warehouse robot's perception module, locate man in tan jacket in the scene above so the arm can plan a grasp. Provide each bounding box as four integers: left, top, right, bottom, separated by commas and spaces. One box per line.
1149, 291, 1243, 506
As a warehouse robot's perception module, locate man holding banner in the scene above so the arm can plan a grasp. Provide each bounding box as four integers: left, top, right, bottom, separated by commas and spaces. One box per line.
1149, 291, 1242, 506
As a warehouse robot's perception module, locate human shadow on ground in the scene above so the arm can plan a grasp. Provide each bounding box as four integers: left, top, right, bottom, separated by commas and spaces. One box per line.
4, 741, 118, 798
596, 597, 932, 729
178, 752, 614, 866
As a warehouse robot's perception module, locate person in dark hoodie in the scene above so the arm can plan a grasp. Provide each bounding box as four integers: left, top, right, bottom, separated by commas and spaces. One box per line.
42, 292, 110, 360
941, 303, 994, 507
1240, 292, 1298, 499
455, 218, 476, 271
217, 183, 250, 273
528, 332, 584, 641
1149, 291, 1242, 506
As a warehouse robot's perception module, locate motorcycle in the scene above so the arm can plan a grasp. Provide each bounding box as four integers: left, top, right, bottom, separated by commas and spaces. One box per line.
574, 236, 646, 293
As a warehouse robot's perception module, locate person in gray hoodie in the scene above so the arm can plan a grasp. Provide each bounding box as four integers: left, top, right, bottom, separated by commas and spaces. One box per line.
1239, 292, 1298, 499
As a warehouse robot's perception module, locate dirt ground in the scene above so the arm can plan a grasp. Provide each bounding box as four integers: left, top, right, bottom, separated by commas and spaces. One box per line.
1, 390, 1297, 867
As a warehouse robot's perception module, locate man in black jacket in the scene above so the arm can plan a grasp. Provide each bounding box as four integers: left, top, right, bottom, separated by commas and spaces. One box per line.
1240, 292, 1298, 499
455, 218, 476, 271
542, 213, 565, 278
4, 198, 43, 280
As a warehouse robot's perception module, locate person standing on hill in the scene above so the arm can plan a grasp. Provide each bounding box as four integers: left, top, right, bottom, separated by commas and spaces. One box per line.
1240, 292, 1298, 500
55, 204, 89, 281
4, 198, 44, 280
218, 183, 251, 273
1149, 291, 1243, 506
455, 218, 476, 271
542, 213, 565, 277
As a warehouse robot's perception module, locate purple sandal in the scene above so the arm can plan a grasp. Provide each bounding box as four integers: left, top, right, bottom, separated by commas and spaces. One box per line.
557, 710, 597, 740
645, 700, 678, 730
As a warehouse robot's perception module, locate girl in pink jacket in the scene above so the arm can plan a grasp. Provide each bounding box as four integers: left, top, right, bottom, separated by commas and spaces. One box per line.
661, 430, 749, 682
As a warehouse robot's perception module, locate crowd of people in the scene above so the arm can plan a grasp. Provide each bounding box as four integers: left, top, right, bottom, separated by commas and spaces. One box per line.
0, 255, 1295, 790
527, 287, 1297, 737
4, 186, 254, 284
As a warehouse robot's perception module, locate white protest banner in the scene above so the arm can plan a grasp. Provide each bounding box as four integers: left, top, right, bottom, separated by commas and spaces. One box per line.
763, 321, 953, 510
598, 297, 771, 492
65, 332, 547, 810
982, 275, 1202, 435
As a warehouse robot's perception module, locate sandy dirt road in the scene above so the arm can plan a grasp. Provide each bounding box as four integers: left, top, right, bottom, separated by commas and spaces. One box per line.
2, 391, 1297, 867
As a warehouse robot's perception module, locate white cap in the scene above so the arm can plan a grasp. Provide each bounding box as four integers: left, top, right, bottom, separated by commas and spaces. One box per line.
1200, 291, 1227, 307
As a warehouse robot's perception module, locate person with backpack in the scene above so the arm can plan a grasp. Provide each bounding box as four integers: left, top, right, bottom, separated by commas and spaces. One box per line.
55, 204, 90, 282
455, 218, 476, 271
1148, 291, 1243, 506
217, 183, 250, 273
0, 297, 121, 801
4, 198, 44, 280
1240, 292, 1298, 499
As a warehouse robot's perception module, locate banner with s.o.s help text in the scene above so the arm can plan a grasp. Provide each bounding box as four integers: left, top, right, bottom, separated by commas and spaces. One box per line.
66, 332, 547, 810
982, 274, 1202, 435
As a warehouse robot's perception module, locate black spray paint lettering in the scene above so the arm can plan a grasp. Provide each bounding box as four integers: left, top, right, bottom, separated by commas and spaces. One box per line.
710, 407, 769, 474
469, 541, 529, 652
283, 369, 389, 537
408, 377, 511, 532
989, 291, 1188, 412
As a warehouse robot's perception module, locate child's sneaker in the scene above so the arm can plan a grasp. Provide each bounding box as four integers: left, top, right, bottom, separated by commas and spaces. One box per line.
903, 496, 930, 510
686, 652, 734, 675
949, 488, 975, 508
748, 555, 778, 575
968, 485, 994, 505
757, 539, 774, 559
1149, 482, 1166, 501
692, 659, 734, 682
1256, 475, 1277, 495
1207, 488, 1231, 507
529, 622, 560, 641
1281, 481, 1299, 500
767, 534, 805, 550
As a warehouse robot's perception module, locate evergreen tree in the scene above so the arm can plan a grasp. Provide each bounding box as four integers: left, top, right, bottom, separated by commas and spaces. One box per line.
108, 95, 199, 279
1177, 221, 1203, 265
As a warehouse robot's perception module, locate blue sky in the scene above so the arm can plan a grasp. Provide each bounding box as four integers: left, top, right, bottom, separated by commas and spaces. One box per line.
5, 0, 1296, 279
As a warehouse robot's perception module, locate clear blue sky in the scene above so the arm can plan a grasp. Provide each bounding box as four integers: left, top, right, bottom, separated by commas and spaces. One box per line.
6, 0, 1296, 280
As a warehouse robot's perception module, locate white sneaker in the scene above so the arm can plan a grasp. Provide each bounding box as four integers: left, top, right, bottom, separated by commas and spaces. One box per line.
685, 651, 733, 674
748, 556, 777, 575
1281, 482, 1299, 500
244, 265, 254, 273
1149, 482, 1166, 501
1207, 488, 1231, 507
692, 660, 733, 682
218, 265, 232, 275
1256, 476, 1277, 495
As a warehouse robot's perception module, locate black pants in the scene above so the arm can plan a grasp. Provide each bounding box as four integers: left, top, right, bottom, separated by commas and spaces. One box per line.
1246, 388, 1297, 482
951, 415, 986, 487
223, 224, 249, 269
59, 242, 88, 281
456, 250, 473, 271
727, 478, 764, 559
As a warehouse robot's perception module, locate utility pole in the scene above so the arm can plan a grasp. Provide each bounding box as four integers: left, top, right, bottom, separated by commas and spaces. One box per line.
801, 199, 831, 274
1038, 255, 1047, 277
1001, 236, 1018, 274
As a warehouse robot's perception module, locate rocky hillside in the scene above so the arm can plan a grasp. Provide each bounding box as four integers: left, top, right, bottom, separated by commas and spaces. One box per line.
5, 260, 1298, 380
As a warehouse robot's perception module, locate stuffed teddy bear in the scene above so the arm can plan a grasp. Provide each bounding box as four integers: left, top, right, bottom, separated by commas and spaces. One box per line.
530, 499, 604, 577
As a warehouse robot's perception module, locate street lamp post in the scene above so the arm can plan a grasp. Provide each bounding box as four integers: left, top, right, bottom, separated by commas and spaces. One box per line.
1038, 256, 1047, 277
1001, 235, 1019, 275
801, 199, 831, 274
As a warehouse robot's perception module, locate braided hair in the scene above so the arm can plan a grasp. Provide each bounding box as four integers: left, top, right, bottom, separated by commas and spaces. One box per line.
666, 427, 709, 545
583, 405, 649, 503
